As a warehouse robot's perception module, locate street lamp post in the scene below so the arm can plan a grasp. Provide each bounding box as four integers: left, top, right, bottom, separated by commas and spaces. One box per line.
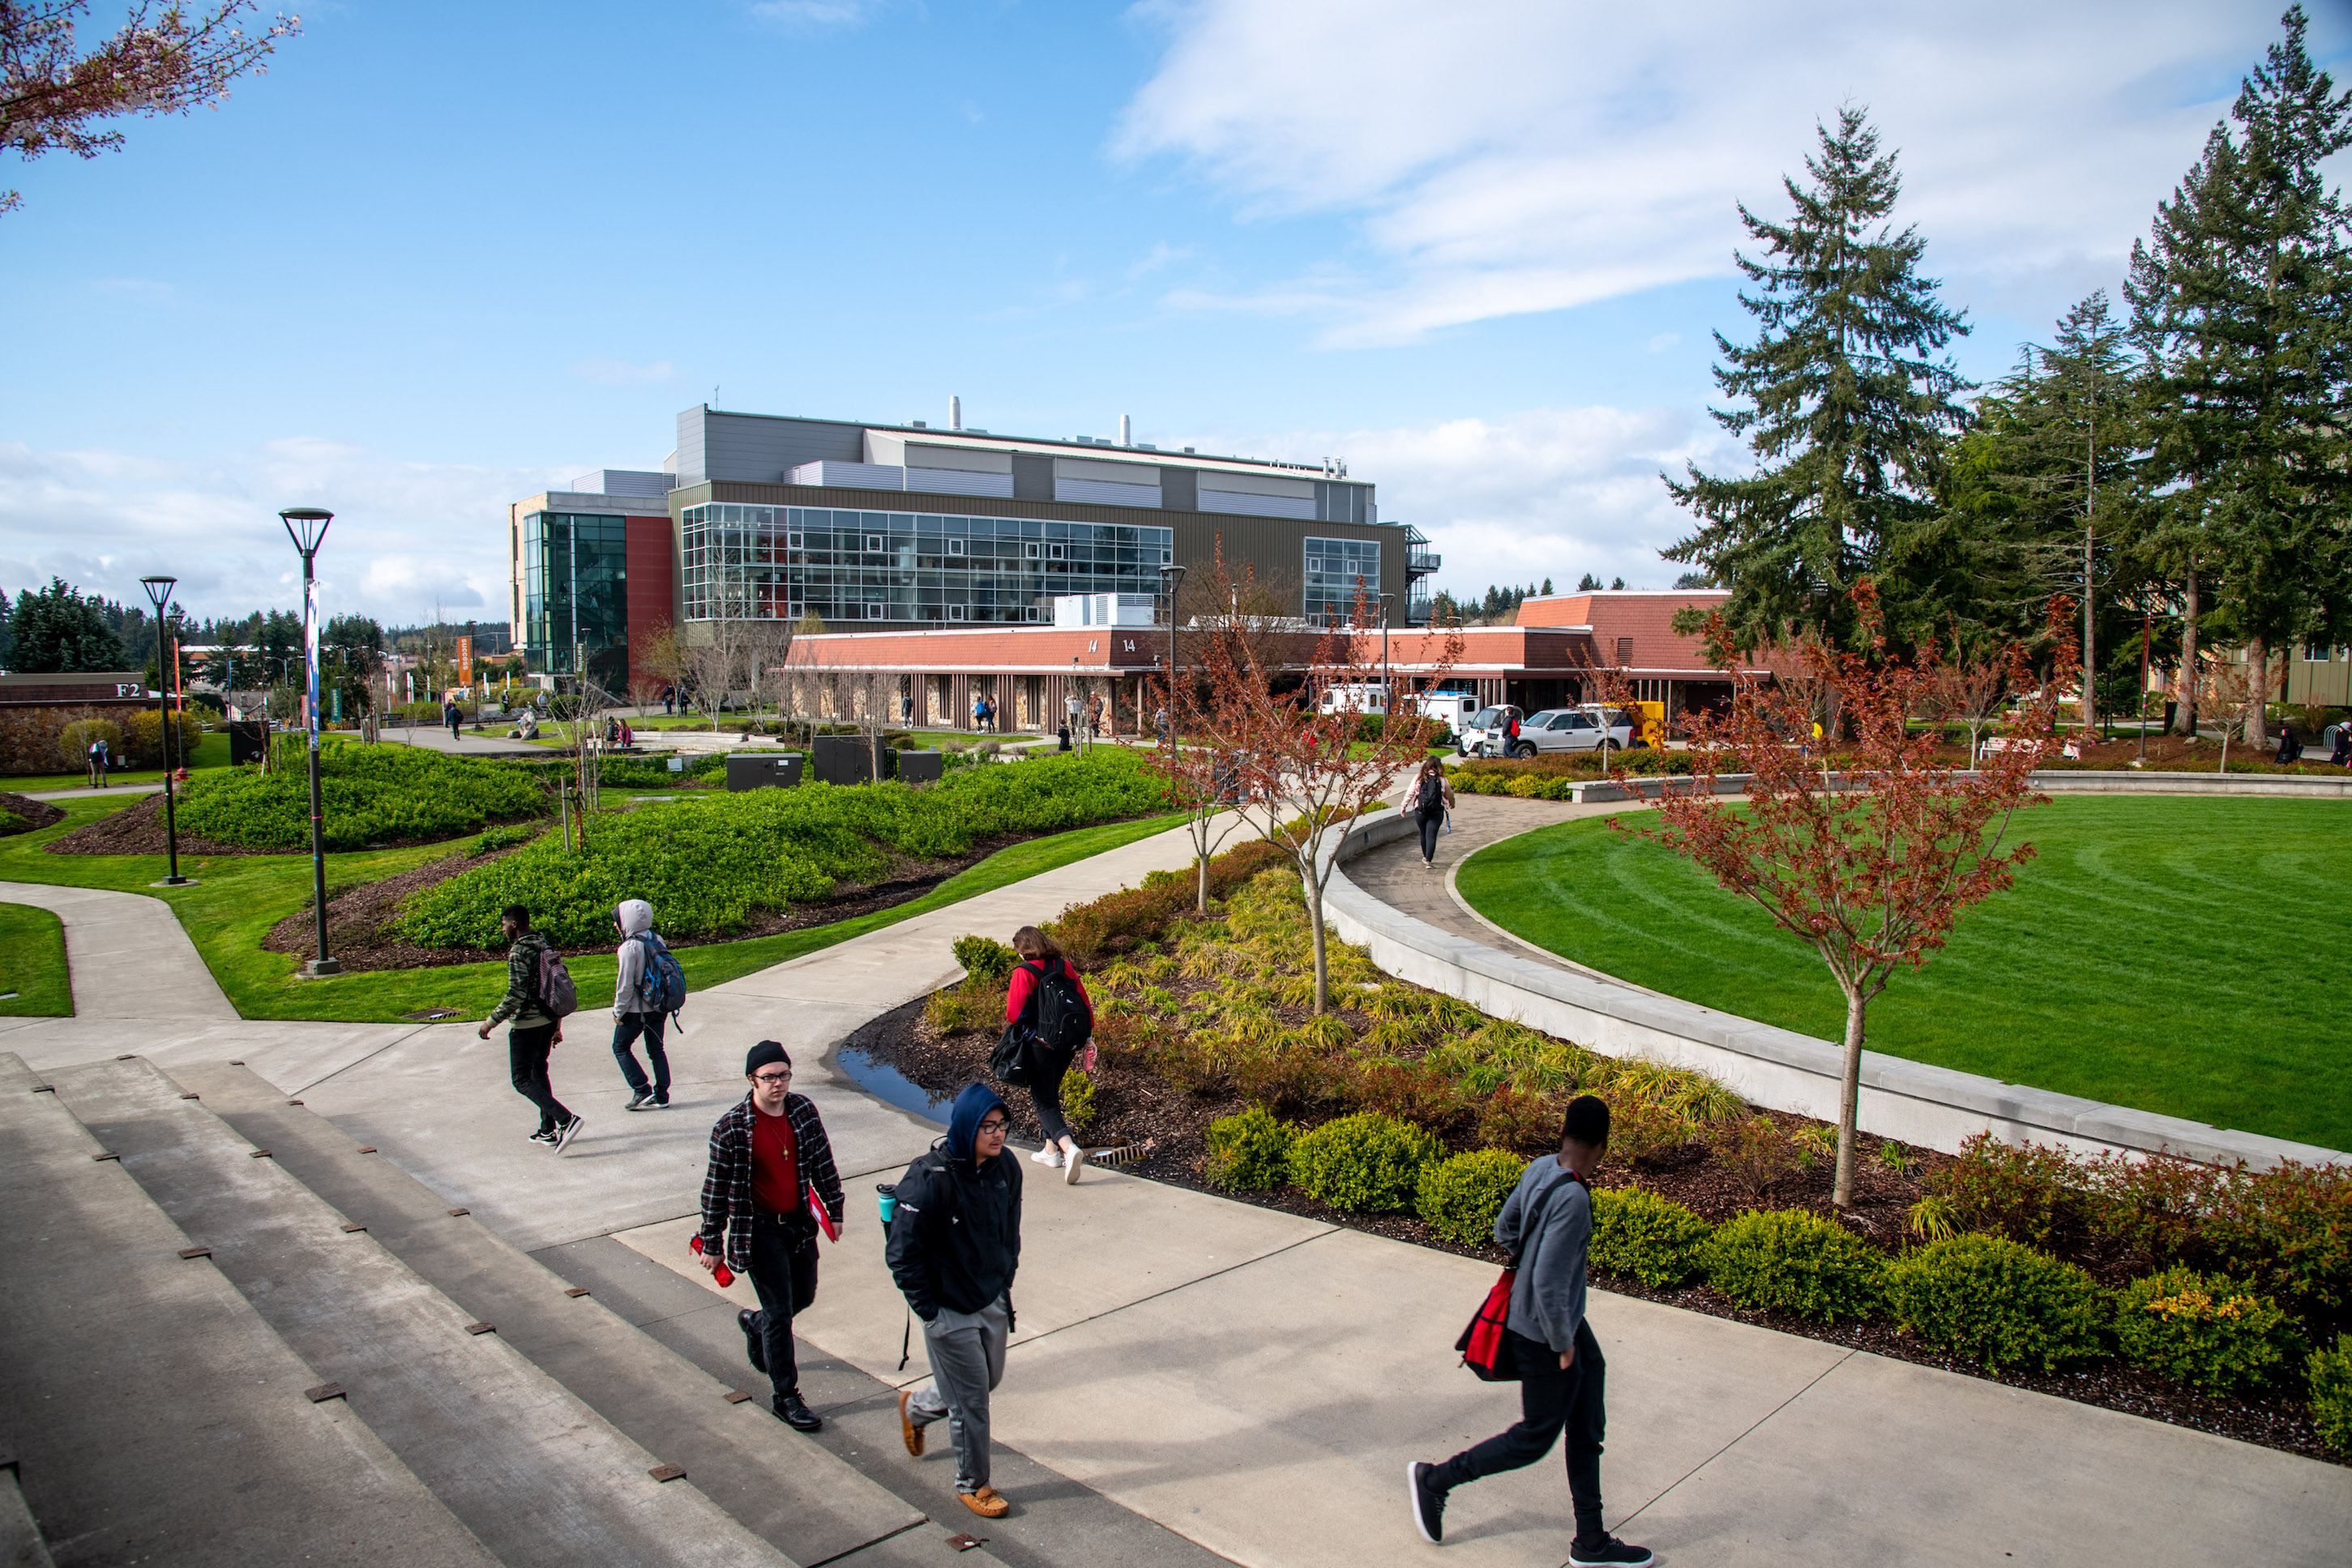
137, 576, 190, 887
1379, 591, 1394, 731
280, 507, 340, 977
1158, 564, 1187, 747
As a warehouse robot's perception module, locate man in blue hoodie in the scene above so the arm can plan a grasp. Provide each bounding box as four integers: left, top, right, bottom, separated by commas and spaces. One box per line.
885, 1082, 1022, 1519
1408, 1096, 1650, 1567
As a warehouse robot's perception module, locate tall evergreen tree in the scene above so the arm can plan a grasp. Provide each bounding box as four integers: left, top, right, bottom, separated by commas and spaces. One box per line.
1665, 107, 1974, 653
6, 578, 128, 672
2127, 6, 2352, 743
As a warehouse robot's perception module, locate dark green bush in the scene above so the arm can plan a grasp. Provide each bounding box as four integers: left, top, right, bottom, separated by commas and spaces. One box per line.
1417, 1149, 1526, 1246
178, 742, 545, 850
2308, 1334, 2352, 1458
1935, 1134, 2083, 1248
1590, 1187, 1713, 1288
1204, 1104, 1297, 1192
953, 934, 1018, 986
2112, 1266, 2304, 1395
1701, 1209, 1883, 1322
470, 822, 541, 856
1884, 1234, 2109, 1373
1289, 1112, 1440, 1213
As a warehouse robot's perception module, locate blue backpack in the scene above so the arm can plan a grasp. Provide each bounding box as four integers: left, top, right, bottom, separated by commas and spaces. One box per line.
632, 930, 687, 1021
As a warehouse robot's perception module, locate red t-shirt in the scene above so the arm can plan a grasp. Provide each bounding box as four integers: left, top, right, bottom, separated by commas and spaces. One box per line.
1004, 959, 1093, 1027
751, 1104, 802, 1216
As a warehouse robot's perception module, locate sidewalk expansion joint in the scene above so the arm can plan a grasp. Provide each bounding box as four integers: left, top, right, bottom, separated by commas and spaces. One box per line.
981, 1224, 1342, 1365
802, 1519, 931, 1568
1612, 1345, 1856, 1533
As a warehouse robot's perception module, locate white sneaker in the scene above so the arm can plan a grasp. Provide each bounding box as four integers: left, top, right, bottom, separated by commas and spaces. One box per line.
1031, 1146, 1063, 1168
1064, 1143, 1084, 1185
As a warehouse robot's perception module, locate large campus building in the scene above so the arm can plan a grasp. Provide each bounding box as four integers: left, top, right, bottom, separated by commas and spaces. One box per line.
507, 404, 1436, 690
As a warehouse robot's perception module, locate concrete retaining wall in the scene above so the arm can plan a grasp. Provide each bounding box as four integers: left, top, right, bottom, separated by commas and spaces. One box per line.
1546, 767, 2352, 804
1318, 810, 2346, 1169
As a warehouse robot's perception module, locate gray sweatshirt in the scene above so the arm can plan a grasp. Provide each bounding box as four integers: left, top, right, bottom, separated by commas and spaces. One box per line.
613, 899, 653, 1019
1495, 1156, 1590, 1353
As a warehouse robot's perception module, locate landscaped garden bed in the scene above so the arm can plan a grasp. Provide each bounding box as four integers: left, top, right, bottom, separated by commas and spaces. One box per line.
0, 791, 67, 837
856, 838, 2352, 1466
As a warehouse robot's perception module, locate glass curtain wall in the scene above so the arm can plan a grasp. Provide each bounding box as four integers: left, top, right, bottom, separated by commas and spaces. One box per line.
522, 512, 630, 688
1303, 536, 1382, 625
680, 504, 1173, 626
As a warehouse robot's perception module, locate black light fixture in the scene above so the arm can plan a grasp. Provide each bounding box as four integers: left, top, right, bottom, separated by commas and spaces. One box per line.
280, 506, 340, 976
137, 575, 190, 887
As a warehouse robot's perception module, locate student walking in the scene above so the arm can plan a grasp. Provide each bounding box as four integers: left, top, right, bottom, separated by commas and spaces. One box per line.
476, 904, 583, 1151
887, 1083, 1023, 1518
86, 735, 109, 788
1408, 1096, 1648, 1565
699, 1041, 845, 1433
445, 697, 463, 741
610, 898, 674, 1110
1005, 926, 1093, 1182
1409, 757, 1455, 870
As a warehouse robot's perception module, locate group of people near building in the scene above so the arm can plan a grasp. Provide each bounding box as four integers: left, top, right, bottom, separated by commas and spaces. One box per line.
473, 896, 1644, 1560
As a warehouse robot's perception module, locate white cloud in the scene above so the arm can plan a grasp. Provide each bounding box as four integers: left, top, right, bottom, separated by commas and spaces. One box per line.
1192, 406, 1737, 595
748, 0, 881, 27
572, 357, 675, 387
0, 438, 569, 626
1116, 0, 2317, 344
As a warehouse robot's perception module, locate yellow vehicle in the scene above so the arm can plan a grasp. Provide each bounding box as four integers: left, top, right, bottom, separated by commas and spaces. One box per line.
1630, 700, 1666, 748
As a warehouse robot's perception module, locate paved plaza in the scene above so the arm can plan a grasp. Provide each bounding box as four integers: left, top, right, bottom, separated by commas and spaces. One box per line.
1, 820, 2346, 1566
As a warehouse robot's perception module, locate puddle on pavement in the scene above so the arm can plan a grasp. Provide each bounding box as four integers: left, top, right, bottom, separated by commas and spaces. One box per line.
836, 1045, 952, 1126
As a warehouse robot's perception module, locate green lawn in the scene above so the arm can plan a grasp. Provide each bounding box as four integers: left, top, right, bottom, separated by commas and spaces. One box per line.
0, 797, 1181, 1023
1454, 796, 2352, 1153
2, 730, 234, 794
0, 903, 71, 1016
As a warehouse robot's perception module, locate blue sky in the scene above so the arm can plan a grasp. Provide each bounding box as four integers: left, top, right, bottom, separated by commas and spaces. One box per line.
1, 0, 2341, 626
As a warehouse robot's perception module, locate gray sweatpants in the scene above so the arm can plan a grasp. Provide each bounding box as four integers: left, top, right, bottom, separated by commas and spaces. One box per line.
905, 1295, 1009, 1492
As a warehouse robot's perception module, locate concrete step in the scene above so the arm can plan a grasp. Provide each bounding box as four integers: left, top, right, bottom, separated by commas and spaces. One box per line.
49, 1057, 793, 1568
0, 1053, 498, 1568
167, 1061, 992, 1568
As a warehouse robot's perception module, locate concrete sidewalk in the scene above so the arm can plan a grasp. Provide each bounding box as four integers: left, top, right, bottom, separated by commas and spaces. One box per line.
0, 879, 237, 1021
6, 819, 2346, 1565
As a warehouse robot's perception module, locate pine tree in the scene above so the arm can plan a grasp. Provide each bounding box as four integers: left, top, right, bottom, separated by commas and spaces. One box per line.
2127, 6, 2352, 744
1576, 572, 1601, 592
7, 578, 128, 672
1665, 107, 1974, 653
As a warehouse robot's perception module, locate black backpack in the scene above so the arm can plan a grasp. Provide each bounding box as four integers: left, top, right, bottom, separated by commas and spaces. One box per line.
1017, 959, 1093, 1056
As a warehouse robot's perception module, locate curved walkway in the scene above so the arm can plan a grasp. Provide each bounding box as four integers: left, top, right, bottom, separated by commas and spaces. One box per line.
3, 825, 2345, 1565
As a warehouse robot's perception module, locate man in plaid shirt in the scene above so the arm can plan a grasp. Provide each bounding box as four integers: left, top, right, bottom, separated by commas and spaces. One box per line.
699, 1040, 845, 1432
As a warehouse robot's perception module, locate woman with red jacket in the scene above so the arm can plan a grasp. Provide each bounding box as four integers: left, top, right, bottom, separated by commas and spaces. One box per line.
1004, 925, 1093, 1185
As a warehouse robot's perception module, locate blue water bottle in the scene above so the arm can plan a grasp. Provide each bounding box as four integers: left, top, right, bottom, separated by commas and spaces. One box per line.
876, 1183, 897, 1225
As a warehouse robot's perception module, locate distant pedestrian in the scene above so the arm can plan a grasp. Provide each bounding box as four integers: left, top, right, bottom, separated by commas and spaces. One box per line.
664, 685, 676, 715
700, 1041, 844, 1434
2333, 724, 2351, 767
1005, 925, 1093, 1183
1064, 690, 1082, 735
2275, 725, 2303, 766
1409, 756, 1455, 870
445, 698, 462, 741
887, 1083, 1022, 1519
1154, 705, 1170, 742
610, 898, 674, 1111
86, 735, 109, 788
903, 691, 914, 724
476, 904, 583, 1151
973, 694, 986, 731
1088, 693, 1104, 738
1408, 1096, 1649, 1566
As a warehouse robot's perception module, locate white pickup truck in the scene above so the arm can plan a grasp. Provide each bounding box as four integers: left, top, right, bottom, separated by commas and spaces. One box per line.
1467, 704, 1641, 758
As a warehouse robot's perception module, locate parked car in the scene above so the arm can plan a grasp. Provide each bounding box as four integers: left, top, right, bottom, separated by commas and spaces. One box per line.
1459, 704, 1523, 757
1501, 706, 1642, 758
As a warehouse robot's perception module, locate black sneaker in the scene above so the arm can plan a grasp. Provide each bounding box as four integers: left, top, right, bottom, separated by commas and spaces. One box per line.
625, 1090, 656, 1112
738, 1308, 767, 1374
554, 1113, 585, 1151
528, 1127, 559, 1147
1568, 1537, 1652, 1567
1407, 1461, 1446, 1545
775, 1391, 822, 1432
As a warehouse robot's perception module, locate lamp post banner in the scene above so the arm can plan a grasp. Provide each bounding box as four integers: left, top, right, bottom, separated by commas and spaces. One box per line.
306, 577, 323, 750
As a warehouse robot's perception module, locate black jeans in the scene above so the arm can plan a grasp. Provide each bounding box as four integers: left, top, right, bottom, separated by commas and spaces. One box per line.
747, 1215, 819, 1399
1028, 1044, 1076, 1144
1434, 1322, 1607, 1543
1418, 809, 1443, 861
610, 1012, 669, 1099
508, 1023, 571, 1131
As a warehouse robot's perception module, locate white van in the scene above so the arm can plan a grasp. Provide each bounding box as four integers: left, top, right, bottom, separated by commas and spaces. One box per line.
1316, 682, 1390, 717
1414, 690, 1481, 734
1459, 705, 1522, 757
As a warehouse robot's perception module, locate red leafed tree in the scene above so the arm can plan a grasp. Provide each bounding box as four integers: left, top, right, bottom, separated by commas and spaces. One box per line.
1200, 578, 1460, 1014
2, 2, 300, 215
1619, 583, 2063, 1207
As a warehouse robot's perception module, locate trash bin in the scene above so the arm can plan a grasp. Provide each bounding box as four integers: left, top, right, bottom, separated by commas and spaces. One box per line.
228, 720, 267, 765
812, 735, 883, 785
896, 750, 943, 784
724, 753, 804, 792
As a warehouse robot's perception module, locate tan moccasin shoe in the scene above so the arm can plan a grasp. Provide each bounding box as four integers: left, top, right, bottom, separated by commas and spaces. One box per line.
960, 1486, 1010, 1519
897, 1390, 924, 1457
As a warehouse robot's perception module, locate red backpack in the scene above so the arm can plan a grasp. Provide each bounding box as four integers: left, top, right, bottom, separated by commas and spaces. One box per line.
1456, 1169, 1583, 1381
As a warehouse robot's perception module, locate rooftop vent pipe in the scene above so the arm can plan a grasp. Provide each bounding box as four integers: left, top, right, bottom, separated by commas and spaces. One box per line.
950, 395, 962, 431
1119, 413, 1132, 446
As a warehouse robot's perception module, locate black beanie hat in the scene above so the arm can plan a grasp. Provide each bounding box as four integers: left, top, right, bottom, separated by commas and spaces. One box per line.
745, 1040, 791, 1077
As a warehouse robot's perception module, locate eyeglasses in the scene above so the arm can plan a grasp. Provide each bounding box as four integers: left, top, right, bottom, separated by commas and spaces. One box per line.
752, 1070, 792, 1086
976, 1116, 1009, 1133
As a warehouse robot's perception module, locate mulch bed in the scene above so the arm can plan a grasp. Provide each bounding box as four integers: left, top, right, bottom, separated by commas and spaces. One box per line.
41, 791, 275, 857
0, 791, 66, 836
847, 990, 2342, 1467
258, 829, 1044, 975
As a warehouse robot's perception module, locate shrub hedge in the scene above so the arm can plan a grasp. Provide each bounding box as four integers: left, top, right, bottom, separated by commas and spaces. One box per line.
2308, 1335, 2352, 1458
1289, 1112, 1440, 1212
953, 934, 1018, 986
2111, 1266, 2305, 1396
178, 742, 545, 851
1204, 1105, 1296, 1191
1884, 1234, 2109, 1373
1701, 1209, 1883, 1321
1590, 1187, 1713, 1288
1417, 1149, 1527, 1245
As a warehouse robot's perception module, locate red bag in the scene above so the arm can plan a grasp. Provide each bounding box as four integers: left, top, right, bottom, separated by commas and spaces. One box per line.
1453, 1169, 1582, 1382
688, 1233, 734, 1288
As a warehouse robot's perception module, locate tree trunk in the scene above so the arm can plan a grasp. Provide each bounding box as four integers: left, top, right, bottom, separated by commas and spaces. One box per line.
1305, 869, 1330, 1015
2243, 639, 2271, 752
2175, 567, 2200, 737
2081, 523, 2097, 734
1834, 984, 1868, 1209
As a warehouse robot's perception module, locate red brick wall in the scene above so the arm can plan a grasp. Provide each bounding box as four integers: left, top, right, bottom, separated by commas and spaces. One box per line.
625, 515, 676, 691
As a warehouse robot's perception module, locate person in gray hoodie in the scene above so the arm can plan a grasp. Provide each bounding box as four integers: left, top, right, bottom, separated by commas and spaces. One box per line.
610, 898, 671, 1111
1408, 1096, 1650, 1567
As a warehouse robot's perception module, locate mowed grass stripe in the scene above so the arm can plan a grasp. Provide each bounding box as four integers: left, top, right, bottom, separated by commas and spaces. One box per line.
1454, 796, 2351, 1152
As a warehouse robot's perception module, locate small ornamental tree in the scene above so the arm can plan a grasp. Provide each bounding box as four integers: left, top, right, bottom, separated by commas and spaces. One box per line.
1203, 581, 1460, 1014
1615, 583, 2059, 1207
